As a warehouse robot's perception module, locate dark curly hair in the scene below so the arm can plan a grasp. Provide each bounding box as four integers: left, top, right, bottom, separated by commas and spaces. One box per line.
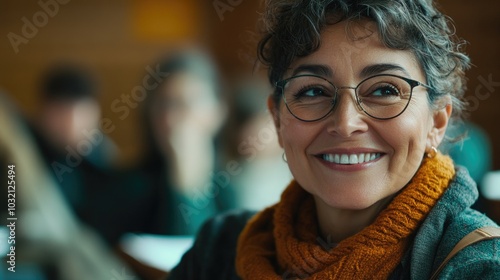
258, 0, 470, 127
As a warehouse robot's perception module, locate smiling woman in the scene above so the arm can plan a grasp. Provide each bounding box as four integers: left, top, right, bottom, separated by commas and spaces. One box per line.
273, 19, 443, 216
166, 1, 500, 279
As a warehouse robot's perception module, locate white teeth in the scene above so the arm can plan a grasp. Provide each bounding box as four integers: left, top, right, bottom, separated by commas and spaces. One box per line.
322, 152, 381, 165
358, 153, 364, 163
349, 154, 358, 164
326, 154, 333, 162
340, 154, 349, 164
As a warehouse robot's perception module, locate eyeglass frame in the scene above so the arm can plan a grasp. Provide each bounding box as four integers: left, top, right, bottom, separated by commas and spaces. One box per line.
275, 73, 432, 122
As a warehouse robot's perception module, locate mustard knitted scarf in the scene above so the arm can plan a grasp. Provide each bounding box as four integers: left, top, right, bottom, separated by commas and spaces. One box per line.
236, 152, 455, 279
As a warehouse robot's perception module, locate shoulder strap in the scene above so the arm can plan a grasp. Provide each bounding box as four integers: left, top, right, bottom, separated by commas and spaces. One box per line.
429, 226, 500, 280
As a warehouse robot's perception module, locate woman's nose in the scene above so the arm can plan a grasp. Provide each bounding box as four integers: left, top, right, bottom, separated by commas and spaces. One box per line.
326, 89, 369, 137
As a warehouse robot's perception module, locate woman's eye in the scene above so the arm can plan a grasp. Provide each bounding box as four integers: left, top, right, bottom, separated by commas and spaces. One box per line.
303, 88, 323, 97
370, 85, 400, 97
295, 87, 327, 98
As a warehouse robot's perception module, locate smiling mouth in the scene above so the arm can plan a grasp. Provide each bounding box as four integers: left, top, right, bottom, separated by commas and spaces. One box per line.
320, 153, 382, 165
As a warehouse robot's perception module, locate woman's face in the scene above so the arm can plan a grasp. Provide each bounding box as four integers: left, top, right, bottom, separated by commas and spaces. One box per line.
151, 72, 223, 151
270, 21, 450, 210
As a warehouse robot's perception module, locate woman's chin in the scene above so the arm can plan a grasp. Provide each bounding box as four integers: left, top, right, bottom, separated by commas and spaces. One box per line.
313, 188, 394, 212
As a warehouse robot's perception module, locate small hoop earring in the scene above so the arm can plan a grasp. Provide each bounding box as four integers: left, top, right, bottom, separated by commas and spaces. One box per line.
427, 146, 438, 158
282, 152, 287, 162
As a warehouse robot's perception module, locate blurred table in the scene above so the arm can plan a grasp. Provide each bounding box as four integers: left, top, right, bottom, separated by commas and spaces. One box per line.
120, 234, 194, 272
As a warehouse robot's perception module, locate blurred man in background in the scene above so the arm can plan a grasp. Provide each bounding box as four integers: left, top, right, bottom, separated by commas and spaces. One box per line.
29, 64, 121, 244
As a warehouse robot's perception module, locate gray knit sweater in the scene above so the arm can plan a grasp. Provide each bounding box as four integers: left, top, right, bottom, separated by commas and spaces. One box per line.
168, 167, 500, 279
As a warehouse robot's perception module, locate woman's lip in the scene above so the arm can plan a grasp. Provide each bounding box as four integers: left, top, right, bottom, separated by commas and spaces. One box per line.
315, 152, 384, 164
315, 153, 384, 171
314, 148, 384, 155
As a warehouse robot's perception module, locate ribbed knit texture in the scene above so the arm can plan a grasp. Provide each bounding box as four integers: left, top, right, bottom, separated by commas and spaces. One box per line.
236, 152, 455, 279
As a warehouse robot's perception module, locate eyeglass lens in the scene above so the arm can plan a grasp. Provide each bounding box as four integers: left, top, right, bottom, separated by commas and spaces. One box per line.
282, 75, 413, 121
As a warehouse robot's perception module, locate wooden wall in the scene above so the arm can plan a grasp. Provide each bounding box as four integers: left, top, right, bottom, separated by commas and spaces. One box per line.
0, 0, 261, 165
1, 0, 499, 170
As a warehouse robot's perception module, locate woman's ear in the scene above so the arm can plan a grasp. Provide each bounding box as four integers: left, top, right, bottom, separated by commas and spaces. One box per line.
267, 96, 283, 147
427, 96, 452, 150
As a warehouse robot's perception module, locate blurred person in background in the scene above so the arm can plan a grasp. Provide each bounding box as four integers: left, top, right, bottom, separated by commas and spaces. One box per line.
25, 64, 171, 279
28, 64, 124, 245
222, 79, 292, 210
0, 91, 136, 280
122, 50, 229, 236
33, 63, 118, 172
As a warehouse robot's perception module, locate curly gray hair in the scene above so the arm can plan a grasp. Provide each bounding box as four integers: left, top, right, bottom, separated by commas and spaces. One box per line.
258, 0, 470, 127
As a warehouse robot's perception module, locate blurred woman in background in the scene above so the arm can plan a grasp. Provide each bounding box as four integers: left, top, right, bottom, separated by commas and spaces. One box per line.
126, 50, 229, 235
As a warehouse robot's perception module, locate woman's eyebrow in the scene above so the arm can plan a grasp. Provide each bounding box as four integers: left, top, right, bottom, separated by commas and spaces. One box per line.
290, 63, 410, 80
360, 63, 410, 78
291, 64, 333, 77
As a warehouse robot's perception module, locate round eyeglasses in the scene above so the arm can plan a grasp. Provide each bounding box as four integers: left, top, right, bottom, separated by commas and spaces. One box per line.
275, 74, 431, 122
